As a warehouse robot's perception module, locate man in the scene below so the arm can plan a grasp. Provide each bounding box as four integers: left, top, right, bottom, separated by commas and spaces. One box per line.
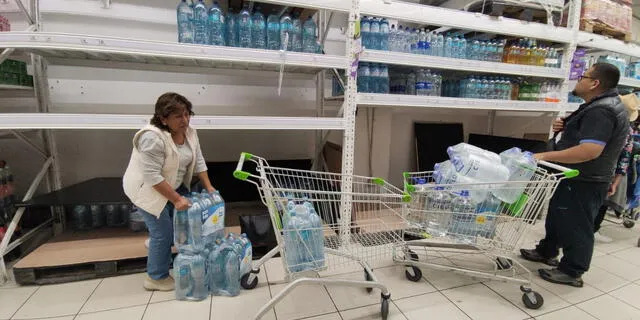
520, 63, 629, 287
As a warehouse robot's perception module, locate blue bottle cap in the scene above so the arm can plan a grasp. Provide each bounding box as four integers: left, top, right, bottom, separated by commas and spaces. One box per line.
460, 190, 470, 196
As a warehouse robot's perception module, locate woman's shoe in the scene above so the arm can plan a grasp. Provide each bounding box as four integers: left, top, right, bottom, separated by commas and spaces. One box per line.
144, 275, 175, 291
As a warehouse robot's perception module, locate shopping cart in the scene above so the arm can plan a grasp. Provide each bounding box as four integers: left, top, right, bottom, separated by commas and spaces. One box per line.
396, 160, 578, 310
234, 152, 412, 320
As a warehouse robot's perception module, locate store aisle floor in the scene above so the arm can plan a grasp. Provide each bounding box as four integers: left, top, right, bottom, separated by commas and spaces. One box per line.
2, 219, 640, 320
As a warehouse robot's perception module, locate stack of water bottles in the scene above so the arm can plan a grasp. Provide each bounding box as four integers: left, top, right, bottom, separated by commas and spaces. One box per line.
503, 38, 560, 68
414, 143, 537, 243
443, 76, 513, 100
173, 190, 252, 300
388, 68, 442, 96
281, 199, 325, 273
357, 62, 389, 94
177, 0, 319, 53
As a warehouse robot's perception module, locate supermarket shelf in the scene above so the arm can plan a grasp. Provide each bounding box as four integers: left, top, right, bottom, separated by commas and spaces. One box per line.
0, 84, 33, 91
577, 31, 640, 59
360, 50, 566, 79
356, 93, 564, 112
0, 32, 347, 73
566, 102, 581, 112
619, 77, 640, 89
0, 114, 346, 130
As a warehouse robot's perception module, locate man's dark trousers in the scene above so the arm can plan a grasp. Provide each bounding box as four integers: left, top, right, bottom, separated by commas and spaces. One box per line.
535, 179, 609, 277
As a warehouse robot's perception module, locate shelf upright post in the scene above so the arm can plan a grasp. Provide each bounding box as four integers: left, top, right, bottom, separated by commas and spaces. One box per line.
339, 0, 360, 246
314, 10, 326, 171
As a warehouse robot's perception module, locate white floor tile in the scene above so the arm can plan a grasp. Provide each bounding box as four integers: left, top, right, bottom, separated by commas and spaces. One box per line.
340, 301, 407, 320
582, 265, 630, 293
393, 292, 470, 320
442, 283, 529, 320
263, 257, 287, 285
12, 279, 101, 319
591, 255, 640, 282
211, 284, 275, 320
270, 282, 337, 320
421, 266, 482, 291
325, 266, 436, 311
143, 298, 211, 320
483, 280, 569, 317
534, 306, 597, 320
303, 313, 342, 320
577, 294, 640, 320
79, 273, 151, 313
75, 305, 146, 320
531, 275, 603, 305
0, 286, 37, 319
611, 247, 640, 267
609, 283, 640, 310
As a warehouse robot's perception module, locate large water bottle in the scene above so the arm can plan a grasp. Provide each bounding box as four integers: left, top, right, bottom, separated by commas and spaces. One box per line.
448, 143, 501, 164
469, 40, 480, 60
433, 72, 442, 96
459, 35, 467, 59
177, 0, 194, 43
302, 16, 317, 53
369, 63, 381, 94
379, 18, 389, 51
369, 17, 380, 50
239, 233, 253, 276
174, 206, 190, 250
436, 33, 444, 56
291, 16, 303, 52
251, 9, 266, 49
208, 2, 225, 46
201, 190, 225, 246
418, 29, 428, 55
174, 253, 208, 301
434, 161, 488, 203
416, 69, 428, 96
237, 5, 252, 48
279, 14, 293, 51
410, 28, 419, 54
192, 0, 208, 44
72, 205, 91, 230
424, 69, 434, 96
444, 33, 453, 58
448, 191, 478, 243
104, 204, 121, 227
494, 148, 537, 203
378, 64, 389, 94
360, 16, 371, 49
451, 35, 460, 58
357, 62, 370, 93
90, 204, 105, 228
475, 194, 500, 239
303, 202, 325, 268
388, 24, 397, 52
424, 187, 452, 237
266, 12, 280, 50
452, 153, 510, 187
186, 193, 204, 253
406, 72, 416, 95
208, 242, 240, 296
284, 210, 303, 272
226, 12, 238, 47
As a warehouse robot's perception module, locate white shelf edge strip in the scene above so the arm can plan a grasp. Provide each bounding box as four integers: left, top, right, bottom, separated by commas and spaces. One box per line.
0, 114, 346, 130
0, 85, 33, 90
360, 50, 566, 79
0, 32, 348, 70
620, 77, 640, 89
356, 93, 566, 112
577, 31, 640, 59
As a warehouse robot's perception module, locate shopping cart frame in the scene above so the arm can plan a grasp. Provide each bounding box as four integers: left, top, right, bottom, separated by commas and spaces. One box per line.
396, 160, 578, 310
234, 152, 412, 320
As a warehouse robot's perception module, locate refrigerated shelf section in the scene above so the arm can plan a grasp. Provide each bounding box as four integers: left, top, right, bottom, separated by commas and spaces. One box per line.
0, 114, 346, 130
0, 32, 347, 73
357, 93, 565, 112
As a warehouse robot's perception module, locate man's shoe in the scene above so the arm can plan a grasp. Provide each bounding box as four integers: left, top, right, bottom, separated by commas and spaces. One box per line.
538, 268, 583, 287
520, 249, 559, 267
144, 275, 175, 291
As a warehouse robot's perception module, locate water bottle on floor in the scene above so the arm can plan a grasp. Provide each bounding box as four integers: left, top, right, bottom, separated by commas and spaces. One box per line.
424, 187, 452, 237
291, 16, 303, 52
226, 12, 238, 47
237, 4, 252, 48
239, 233, 253, 276
207, 241, 240, 296
90, 204, 105, 228
72, 205, 91, 230
208, 1, 225, 46
222, 242, 241, 296
448, 191, 478, 243
280, 14, 293, 51
174, 254, 193, 300
104, 204, 121, 227
302, 16, 317, 53
192, 0, 208, 44
251, 8, 266, 49
266, 11, 280, 50
177, 0, 194, 43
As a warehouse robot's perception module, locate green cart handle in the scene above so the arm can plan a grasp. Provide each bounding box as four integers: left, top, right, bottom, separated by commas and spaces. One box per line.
233, 152, 255, 181
537, 160, 580, 179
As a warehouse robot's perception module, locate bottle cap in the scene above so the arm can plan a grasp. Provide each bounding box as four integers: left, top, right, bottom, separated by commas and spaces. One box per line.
460, 190, 470, 196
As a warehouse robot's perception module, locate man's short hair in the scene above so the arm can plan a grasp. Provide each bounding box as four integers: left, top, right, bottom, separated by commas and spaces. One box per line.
591, 62, 620, 91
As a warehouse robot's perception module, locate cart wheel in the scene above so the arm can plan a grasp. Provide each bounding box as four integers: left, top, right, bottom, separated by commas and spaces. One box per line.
365, 270, 373, 293
522, 291, 544, 309
240, 272, 259, 290
405, 266, 422, 282
623, 220, 635, 228
380, 296, 390, 320
496, 257, 513, 271
407, 250, 419, 262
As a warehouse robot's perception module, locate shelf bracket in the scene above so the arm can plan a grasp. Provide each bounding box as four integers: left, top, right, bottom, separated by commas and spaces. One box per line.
0, 48, 14, 66
10, 130, 48, 160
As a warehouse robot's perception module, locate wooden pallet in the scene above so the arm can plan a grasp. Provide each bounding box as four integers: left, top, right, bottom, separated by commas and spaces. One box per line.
581, 19, 633, 42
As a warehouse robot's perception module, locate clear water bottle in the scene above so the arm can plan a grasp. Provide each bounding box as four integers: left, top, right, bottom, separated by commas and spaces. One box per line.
174, 206, 190, 251
237, 5, 252, 48
177, 0, 194, 43
266, 11, 280, 50
185, 194, 204, 253
174, 254, 193, 300
451, 35, 460, 58
388, 24, 397, 52
475, 194, 500, 239
418, 29, 427, 55
207, 242, 240, 296
284, 209, 303, 272
448, 190, 478, 243
303, 202, 325, 268
251, 8, 266, 49
369, 63, 381, 93
444, 33, 453, 58
239, 233, 253, 276
72, 205, 91, 230
369, 17, 380, 50
192, 0, 208, 44
378, 64, 389, 94
470, 40, 480, 60
451, 153, 510, 187
433, 72, 442, 96
103, 205, 119, 227
208, 1, 225, 46
226, 11, 238, 47
416, 69, 428, 96
410, 28, 419, 54
424, 69, 434, 96
291, 16, 303, 52
357, 62, 370, 93
279, 14, 293, 51
424, 187, 452, 237
360, 16, 371, 50
302, 16, 317, 53
379, 18, 389, 51
497, 40, 505, 62
406, 72, 416, 95
494, 148, 537, 203
90, 204, 105, 228
459, 35, 467, 59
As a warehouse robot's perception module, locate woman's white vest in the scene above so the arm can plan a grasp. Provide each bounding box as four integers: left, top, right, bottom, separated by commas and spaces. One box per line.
123, 125, 200, 217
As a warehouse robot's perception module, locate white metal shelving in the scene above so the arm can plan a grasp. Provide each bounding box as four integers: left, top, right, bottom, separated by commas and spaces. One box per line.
577, 31, 640, 59
620, 77, 640, 89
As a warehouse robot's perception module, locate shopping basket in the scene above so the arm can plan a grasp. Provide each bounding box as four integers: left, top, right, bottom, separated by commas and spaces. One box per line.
396, 160, 578, 310
234, 152, 412, 320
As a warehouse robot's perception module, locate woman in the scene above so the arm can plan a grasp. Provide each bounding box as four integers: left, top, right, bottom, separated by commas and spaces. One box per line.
594, 93, 640, 243
123, 92, 215, 291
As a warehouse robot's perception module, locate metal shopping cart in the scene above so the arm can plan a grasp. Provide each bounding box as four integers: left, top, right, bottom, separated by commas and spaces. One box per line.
234, 152, 412, 320
395, 160, 578, 310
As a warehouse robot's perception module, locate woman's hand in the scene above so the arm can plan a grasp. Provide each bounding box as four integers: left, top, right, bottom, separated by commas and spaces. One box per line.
173, 196, 191, 211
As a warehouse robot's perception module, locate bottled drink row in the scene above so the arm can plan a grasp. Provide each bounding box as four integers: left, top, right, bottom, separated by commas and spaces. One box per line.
361, 16, 561, 68
177, 0, 319, 53
71, 203, 135, 230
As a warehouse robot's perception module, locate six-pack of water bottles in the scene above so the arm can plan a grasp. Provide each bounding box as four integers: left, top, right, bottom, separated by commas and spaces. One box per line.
413, 143, 537, 243
173, 190, 253, 300
177, 0, 320, 53
281, 199, 325, 273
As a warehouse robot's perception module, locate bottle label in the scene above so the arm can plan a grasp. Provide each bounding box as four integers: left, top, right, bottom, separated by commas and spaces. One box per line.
545, 58, 556, 64
241, 245, 252, 275
202, 202, 225, 237
416, 82, 427, 90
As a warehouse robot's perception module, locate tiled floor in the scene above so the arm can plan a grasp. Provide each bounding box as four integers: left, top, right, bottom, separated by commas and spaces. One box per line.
2, 219, 640, 320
